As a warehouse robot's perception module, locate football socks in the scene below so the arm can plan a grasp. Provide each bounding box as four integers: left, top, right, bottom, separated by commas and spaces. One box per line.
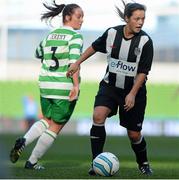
90, 124, 106, 160
24, 119, 49, 146
28, 129, 57, 164
131, 136, 148, 165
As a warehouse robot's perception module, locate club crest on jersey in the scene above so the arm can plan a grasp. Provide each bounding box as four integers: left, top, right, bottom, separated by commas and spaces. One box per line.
134, 47, 141, 56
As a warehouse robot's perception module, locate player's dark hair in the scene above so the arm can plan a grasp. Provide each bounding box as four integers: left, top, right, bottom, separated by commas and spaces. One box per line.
115, 0, 146, 21
41, 0, 81, 24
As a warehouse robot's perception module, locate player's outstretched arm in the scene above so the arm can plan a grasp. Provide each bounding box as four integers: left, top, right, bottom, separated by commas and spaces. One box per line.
69, 69, 80, 102
67, 46, 96, 77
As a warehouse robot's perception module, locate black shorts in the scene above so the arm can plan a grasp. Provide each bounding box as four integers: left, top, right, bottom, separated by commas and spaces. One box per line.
94, 81, 147, 131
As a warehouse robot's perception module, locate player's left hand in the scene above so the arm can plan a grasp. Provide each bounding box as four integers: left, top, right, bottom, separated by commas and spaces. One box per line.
124, 93, 135, 111
69, 86, 79, 102
66, 62, 80, 77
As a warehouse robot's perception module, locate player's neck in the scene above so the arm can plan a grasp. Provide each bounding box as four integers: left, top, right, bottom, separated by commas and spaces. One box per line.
123, 26, 134, 39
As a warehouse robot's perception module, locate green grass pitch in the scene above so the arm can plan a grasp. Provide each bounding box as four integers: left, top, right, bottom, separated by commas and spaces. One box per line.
1, 81, 179, 178
1, 134, 179, 179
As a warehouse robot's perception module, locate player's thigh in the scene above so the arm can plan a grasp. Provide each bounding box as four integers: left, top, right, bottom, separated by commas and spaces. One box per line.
40, 97, 52, 119
94, 93, 118, 115
51, 99, 76, 124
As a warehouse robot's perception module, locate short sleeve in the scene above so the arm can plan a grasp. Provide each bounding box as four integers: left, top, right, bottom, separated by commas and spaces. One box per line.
137, 38, 154, 75
92, 29, 108, 53
35, 39, 46, 60
69, 33, 83, 64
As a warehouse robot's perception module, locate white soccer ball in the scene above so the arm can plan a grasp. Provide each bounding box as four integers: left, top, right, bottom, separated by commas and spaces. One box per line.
92, 152, 120, 176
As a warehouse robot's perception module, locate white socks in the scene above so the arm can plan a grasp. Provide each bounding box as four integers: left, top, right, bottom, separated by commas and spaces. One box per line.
28, 129, 57, 164
23, 120, 58, 164
24, 119, 49, 146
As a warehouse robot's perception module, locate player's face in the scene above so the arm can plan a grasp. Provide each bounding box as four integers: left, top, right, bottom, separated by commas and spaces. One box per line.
66, 8, 84, 30
126, 10, 145, 34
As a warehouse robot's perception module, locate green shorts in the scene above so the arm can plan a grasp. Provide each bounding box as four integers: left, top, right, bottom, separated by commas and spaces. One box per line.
40, 96, 77, 124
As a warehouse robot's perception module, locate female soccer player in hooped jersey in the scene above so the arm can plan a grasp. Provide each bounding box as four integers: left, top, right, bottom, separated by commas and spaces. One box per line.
10, 1, 84, 170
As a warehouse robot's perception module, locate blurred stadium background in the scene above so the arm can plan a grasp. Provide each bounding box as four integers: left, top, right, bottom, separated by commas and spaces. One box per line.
0, 0, 179, 137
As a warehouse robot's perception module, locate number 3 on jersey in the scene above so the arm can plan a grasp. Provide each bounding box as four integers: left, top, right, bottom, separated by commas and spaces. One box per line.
49, 47, 59, 71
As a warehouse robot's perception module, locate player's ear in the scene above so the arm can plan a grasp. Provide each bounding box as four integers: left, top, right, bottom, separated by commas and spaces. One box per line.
65, 15, 71, 22
125, 16, 129, 23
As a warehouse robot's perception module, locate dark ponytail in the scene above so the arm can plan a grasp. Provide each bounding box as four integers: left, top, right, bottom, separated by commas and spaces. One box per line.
41, 0, 65, 23
41, 0, 81, 25
115, 0, 146, 22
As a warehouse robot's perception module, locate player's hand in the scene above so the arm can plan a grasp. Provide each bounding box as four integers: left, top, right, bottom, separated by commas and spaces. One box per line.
69, 86, 79, 102
66, 62, 80, 77
124, 93, 135, 111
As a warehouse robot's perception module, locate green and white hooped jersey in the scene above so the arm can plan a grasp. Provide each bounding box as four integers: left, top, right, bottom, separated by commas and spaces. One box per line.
35, 26, 83, 100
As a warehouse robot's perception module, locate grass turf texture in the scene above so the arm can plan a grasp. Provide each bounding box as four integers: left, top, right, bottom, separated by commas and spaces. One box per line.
1, 134, 179, 179
0, 81, 179, 119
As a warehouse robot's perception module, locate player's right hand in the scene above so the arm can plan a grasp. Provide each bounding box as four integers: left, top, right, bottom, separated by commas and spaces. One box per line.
69, 86, 79, 101
124, 93, 135, 111
66, 62, 79, 77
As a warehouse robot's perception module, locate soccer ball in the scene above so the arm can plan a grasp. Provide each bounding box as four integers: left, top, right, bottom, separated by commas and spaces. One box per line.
92, 152, 120, 176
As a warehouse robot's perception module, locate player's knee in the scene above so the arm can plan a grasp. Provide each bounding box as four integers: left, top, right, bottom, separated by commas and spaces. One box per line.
43, 118, 51, 126
93, 112, 106, 124
48, 121, 65, 134
128, 131, 141, 142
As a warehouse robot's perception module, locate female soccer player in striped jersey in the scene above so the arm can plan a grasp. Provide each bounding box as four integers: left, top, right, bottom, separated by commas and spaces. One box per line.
10, 0, 84, 170
67, 1, 153, 176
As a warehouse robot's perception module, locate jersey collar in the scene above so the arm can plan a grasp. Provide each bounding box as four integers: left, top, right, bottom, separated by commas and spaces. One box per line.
61, 26, 74, 30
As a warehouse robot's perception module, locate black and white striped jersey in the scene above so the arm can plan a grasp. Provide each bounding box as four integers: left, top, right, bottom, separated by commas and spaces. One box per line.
92, 25, 153, 91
